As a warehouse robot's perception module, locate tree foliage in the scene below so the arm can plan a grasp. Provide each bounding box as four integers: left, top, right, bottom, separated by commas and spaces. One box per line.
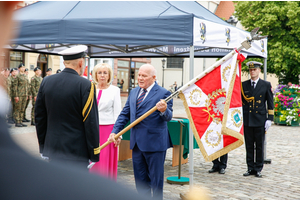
234, 1, 300, 84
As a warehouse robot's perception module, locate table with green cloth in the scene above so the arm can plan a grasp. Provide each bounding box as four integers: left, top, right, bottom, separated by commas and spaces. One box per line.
122, 118, 199, 159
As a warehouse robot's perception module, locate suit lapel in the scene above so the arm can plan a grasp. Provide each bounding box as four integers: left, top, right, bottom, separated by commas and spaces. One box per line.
138, 83, 158, 109
132, 87, 141, 109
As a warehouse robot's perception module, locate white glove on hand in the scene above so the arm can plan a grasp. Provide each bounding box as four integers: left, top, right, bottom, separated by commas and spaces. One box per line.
265, 120, 272, 132
87, 162, 96, 169
40, 153, 49, 160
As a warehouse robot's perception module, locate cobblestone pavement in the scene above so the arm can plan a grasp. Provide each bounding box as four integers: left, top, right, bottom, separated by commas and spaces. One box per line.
9, 98, 300, 200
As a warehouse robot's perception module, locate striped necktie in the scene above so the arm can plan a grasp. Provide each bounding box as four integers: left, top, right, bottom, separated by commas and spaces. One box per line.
137, 89, 147, 108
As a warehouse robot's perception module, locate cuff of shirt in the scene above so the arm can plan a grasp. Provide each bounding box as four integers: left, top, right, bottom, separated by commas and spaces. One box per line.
160, 111, 166, 116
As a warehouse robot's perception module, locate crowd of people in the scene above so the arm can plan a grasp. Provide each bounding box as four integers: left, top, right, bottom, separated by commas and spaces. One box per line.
1, 65, 64, 128
1, 52, 275, 199
0, 2, 274, 199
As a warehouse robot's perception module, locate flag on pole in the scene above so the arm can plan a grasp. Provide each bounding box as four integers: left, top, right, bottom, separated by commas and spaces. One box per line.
179, 51, 246, 162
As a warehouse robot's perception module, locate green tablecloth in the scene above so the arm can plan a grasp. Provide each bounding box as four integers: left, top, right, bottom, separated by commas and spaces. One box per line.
122, 118, 199, 159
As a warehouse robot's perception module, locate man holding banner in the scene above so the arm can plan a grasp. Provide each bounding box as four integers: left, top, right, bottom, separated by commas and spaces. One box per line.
109, 64, 173, 200
241, 61, 274, 178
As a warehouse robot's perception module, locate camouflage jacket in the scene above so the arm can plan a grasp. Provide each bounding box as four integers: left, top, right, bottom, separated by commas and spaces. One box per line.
13, 73, 28, 97
6, 76, 11, 98
25, 75, 30, 97
9, 75, 18, 97
31, 75, 43, 97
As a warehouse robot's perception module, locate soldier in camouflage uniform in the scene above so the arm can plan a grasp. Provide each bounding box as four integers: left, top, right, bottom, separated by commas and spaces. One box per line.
9, 68, 18, 124
30, 67, 42, 126
12, 63, 28, 127
22, 68, 31, 122
2, 68, 12, 124
46, 68, 52, 76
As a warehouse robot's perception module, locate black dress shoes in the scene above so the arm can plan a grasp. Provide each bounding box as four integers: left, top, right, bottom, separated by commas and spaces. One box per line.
208, 168, 219, 173
219, 168, 226, 174
22, 118, 30, 122
21, 123, 27, 127
243, 170, 256, 176
255, 171, 262, 178
15, 123, 23, 127
31, 121, 35, 126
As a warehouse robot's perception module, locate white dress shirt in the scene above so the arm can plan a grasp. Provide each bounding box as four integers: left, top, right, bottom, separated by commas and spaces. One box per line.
96, 85, 121, 125
137, 82, 155, 100
251, 78, 259, 89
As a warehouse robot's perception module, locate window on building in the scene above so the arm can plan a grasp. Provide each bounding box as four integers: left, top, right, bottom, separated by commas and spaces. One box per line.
167, 57, 183, 68
10, 51, 24, 69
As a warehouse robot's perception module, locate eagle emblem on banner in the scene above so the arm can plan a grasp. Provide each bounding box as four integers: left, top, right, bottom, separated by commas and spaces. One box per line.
179, 51, 245, 162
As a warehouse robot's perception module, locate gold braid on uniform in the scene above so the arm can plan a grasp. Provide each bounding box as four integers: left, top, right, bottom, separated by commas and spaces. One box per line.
82, 82, 96, 122
241, 82, 255, 107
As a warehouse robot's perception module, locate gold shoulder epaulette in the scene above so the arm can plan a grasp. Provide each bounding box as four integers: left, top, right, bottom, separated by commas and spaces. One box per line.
82, 82, 95, 122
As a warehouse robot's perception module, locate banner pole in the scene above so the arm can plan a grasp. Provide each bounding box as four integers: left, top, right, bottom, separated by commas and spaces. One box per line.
189, 45, 194, 187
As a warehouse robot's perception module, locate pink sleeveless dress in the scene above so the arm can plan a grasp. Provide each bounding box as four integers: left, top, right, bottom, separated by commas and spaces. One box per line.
89, 90, 118, 181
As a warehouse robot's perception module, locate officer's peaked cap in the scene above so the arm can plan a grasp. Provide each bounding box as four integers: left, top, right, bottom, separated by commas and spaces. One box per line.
58, 45, 88, 61
246, 61, 262, 69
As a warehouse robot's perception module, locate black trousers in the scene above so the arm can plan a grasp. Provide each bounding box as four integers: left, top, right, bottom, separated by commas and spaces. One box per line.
244, 126, 265, 172
212, 154, 228, 170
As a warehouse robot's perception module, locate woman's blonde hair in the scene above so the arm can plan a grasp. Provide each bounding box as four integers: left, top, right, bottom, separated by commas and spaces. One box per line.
92, 63, 113, 84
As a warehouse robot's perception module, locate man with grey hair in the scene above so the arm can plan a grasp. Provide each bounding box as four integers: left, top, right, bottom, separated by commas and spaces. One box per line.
109, 64, 173, 200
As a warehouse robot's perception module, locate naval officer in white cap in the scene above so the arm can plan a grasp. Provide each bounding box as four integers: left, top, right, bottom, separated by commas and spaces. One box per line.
241, 61, 274, 178
35, 45, 100, 170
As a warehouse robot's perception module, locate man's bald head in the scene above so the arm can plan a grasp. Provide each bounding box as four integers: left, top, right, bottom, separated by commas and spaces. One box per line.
138, 64, 157, 89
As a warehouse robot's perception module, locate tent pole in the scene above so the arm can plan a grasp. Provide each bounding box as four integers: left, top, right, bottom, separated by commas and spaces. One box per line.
189, 45, 194, 187
263, 58, 271, 164
87, 45, 91, 80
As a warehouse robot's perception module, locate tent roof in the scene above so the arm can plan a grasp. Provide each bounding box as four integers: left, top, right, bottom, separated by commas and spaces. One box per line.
8, 1, 266, 58
11, 1, 229, 46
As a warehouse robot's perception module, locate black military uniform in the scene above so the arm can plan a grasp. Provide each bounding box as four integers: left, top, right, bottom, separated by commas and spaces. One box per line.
241, 61, 274, 178
35, 45, 99, 169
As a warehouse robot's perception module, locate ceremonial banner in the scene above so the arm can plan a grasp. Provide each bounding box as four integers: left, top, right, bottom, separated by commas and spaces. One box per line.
179, 51, 245, 162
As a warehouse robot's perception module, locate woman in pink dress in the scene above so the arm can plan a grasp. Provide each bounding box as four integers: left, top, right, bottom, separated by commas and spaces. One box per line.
90, 63, 121, 181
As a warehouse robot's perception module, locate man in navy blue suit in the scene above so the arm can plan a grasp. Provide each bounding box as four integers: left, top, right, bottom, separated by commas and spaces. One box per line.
109, 64, 173, 200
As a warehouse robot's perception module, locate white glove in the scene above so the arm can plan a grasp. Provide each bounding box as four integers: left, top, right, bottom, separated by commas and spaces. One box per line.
87, 162, 96, 169
40, 153, 49, 160
265, 120, 272, 132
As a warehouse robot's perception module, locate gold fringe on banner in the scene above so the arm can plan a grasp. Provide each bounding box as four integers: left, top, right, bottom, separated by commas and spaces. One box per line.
178, 61, 244, 162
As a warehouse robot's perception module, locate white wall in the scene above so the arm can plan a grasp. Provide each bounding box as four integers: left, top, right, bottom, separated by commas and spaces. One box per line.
197, 1, 219, 13
151, 57, 219, 89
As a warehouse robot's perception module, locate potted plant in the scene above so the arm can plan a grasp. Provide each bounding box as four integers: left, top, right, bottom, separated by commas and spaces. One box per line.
274, 84, 300, 126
